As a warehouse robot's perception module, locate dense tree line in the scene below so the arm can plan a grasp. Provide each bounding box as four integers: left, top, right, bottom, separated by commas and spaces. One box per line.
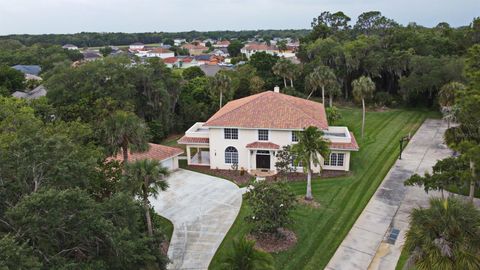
0, 29, 309, 47
0, 97, 169, 269
295, 12, 480, 107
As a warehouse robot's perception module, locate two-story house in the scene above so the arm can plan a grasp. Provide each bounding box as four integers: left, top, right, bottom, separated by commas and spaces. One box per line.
178, 87, 359, 174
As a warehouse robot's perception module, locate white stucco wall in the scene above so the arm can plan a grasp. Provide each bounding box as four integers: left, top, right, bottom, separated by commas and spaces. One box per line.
207, 127, 351, 172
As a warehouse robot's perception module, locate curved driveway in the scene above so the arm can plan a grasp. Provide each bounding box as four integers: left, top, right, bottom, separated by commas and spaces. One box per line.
150, 169, 243, 270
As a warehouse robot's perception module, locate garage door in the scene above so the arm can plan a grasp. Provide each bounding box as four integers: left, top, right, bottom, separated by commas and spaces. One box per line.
161, 158, 174, 170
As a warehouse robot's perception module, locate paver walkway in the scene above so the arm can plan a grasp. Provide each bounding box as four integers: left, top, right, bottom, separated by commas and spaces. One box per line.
326, 119, 453, 270
151, 169, 243, 270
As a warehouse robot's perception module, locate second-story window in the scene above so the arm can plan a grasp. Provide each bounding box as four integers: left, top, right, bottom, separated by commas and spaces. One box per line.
292, 131, 299, 142
224, 128, 238, 140
258, 129, 269, 141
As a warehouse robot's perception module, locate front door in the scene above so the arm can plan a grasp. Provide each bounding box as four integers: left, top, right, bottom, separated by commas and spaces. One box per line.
256, 151, 271, 169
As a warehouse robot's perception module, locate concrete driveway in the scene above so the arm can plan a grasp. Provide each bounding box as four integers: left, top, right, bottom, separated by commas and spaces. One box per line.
151, 169, 243, 270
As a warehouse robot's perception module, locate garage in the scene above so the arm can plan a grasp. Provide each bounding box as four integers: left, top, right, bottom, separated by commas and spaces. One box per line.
110, 143, 184, 171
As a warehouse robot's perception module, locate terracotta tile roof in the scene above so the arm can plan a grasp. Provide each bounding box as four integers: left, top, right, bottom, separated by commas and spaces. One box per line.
329, 132, 360, 151
110, 143, 183, 162
178, 136, 210, 144
182, 43, 208, 50
148, 48, 173, 54
163, 57, 178, 64
243, 43, 277, 51
204, 91, 328, 130
246, 141, 280, 150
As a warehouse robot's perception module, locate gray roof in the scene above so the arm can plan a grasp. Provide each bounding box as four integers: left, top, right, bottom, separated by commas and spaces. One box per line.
199, 65, 234, 77
62, 44, 77, 48
12, 85, 47, 100
82, 51, 101, 59
11, 65, 42, 76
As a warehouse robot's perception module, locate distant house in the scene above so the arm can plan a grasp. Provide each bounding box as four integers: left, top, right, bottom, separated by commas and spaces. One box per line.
62, 44, 79, 50
25, 74, 42, 81
109, 143, 184, 171
174, 39, 186, 46
11, 65, 41, 76
82, 51, 102, 61
213, 40, 230, 48
163, 57, 179, 68
129, 42, 145, 51
178, 57, 201, 68
12, 85, 47, 100
145, 48, 175, 59
240, 43, 279, 59
240, 43, 297, 59
182, 43, 209, 56
212, 48, 229, 57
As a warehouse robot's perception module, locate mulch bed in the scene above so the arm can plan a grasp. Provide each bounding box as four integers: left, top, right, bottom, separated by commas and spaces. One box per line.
184, 166, 349, 186
266, 170, 350, 182
160, 240, 169, 256
186, 165, 253, 185
247, 228, 297, 253
297, 196, 321, 208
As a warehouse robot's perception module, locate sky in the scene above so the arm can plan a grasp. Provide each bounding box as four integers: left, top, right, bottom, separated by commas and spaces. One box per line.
0, 0, 479, 35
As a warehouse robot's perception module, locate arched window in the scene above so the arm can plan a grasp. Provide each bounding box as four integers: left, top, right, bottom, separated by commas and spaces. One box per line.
225, 146, 238, 164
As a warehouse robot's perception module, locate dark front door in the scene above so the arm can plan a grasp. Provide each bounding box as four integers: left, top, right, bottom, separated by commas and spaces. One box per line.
256, 153, 270, 169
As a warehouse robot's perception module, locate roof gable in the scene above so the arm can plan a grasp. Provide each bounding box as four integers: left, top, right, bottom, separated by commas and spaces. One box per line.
204, 91, 328, 130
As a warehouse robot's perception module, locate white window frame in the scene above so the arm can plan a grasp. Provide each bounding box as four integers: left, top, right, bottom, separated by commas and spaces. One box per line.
258, 129, 269, 141
325, 152, 345, 167
225, 146, 238, 164
224, 128, 238, 140
292, 131, 299, 142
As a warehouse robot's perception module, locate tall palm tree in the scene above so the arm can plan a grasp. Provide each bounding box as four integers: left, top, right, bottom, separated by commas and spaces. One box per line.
305, 66, 336, 105
325, 80, 341, 107
123, 159, 169, 237
352, 76, 376, 139
272, 59, 289, 88
221, 238, 274, 270
438, 82, 465, 128
211, 72, 232, 109
101, 110, 150, 162
291, 126, 330, 200
404, 197, 480, 270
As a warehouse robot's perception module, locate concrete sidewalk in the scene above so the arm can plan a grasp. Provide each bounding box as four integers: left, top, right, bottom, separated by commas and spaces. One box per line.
325, 119, 452, 270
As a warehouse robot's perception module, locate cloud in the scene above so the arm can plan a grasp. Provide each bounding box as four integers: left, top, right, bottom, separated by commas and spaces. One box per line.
0, 0, 478, 35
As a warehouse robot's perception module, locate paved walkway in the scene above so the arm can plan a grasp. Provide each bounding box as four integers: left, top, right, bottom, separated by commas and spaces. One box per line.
326, 119, 453, 270
151, 169, 243, 270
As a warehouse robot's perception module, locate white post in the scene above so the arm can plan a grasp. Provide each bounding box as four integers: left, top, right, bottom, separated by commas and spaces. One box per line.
248, 150, 251, 172
186, 146, 191, 165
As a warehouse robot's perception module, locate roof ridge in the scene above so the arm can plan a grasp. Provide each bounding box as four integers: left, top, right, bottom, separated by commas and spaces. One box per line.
206, 91, 271, 124
276, 93, 325, 128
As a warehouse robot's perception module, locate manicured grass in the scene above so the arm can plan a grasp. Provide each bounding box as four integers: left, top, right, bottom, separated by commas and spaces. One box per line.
156, 214, 174, 242
209, 107, 438, 270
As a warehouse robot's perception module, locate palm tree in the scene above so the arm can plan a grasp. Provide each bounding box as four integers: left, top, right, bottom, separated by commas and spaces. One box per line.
101, 110, 150, 163
291, 126, 330, 200
221, 238, 274, 270
305, 66, 336, 105
123, 159, 169, 237
404, 197, 480, 270
325, 80, 341, 107
211, 72, 232, 109
272, 59, 290, 88
438, 82, 465, 128
352, 76, 376, 139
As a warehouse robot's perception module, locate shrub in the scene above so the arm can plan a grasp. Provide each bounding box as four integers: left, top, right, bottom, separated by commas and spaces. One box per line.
374, 91, 393, 107
326, 106, 342, 125
245, 181, 296, 234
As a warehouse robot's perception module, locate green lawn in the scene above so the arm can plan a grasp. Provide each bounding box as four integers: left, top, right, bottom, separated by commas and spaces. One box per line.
209, 107, 438, 270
